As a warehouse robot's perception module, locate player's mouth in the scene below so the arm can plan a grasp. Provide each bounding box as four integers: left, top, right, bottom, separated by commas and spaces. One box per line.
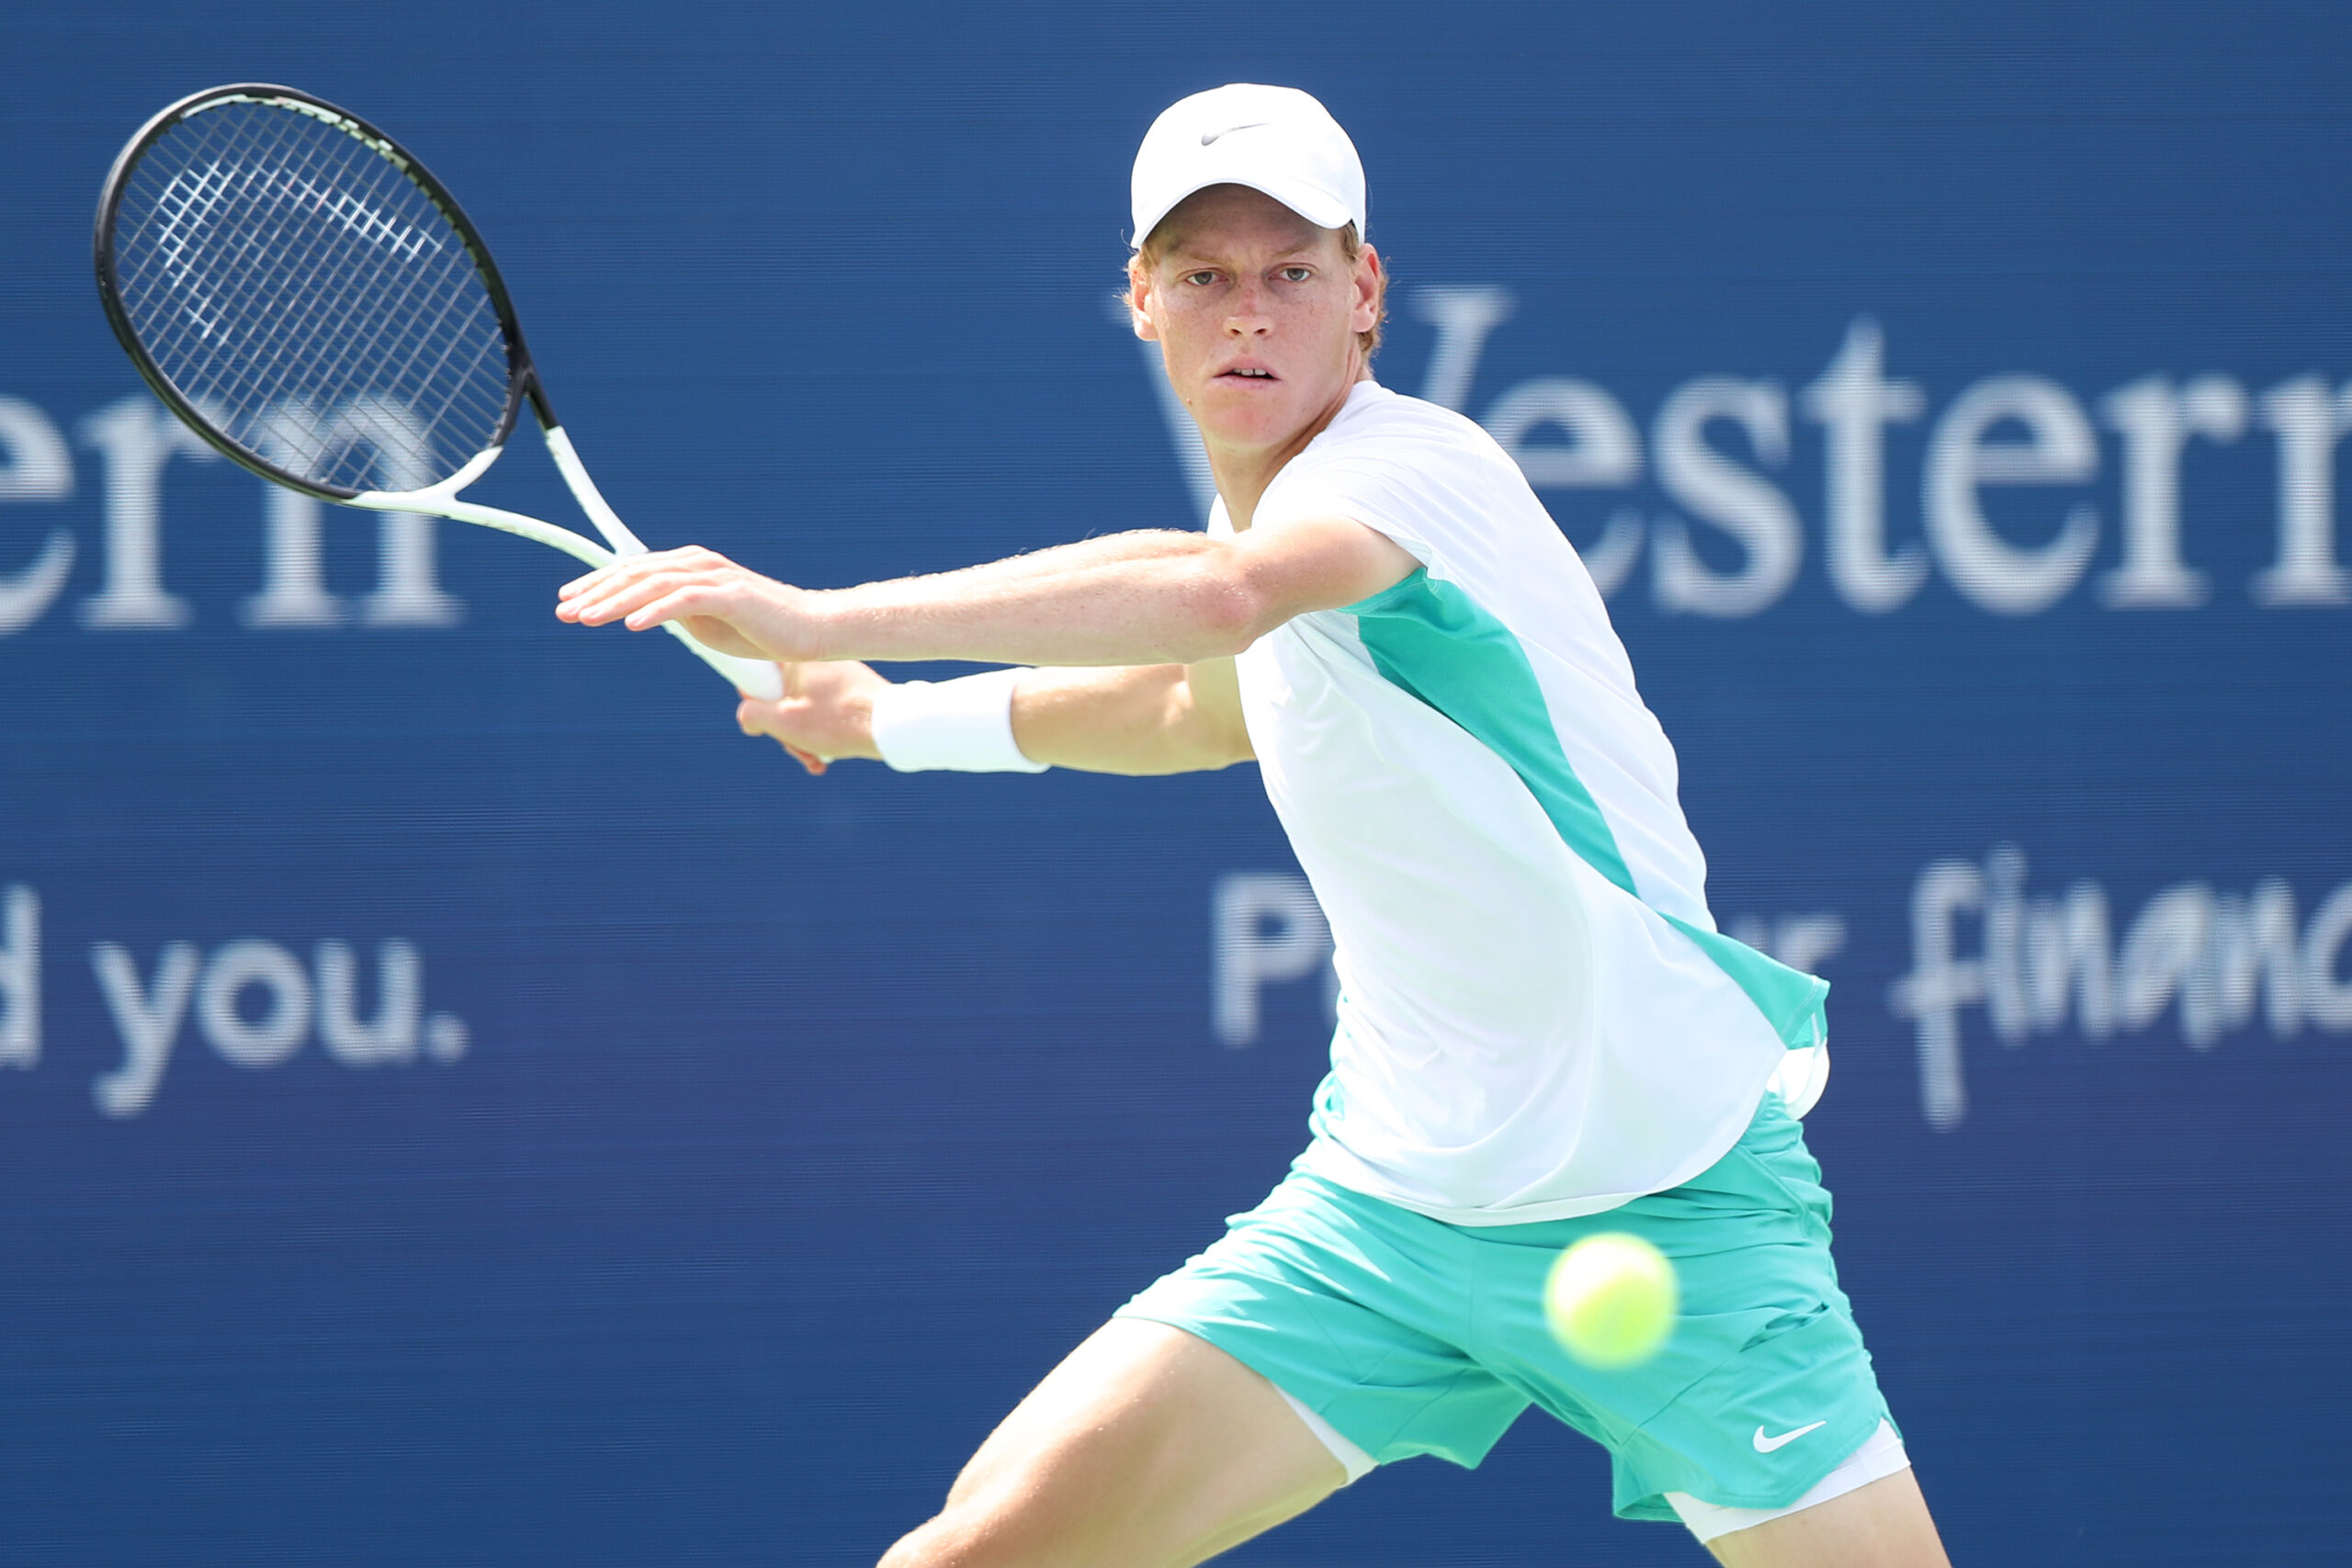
1215, 363, 1280, 384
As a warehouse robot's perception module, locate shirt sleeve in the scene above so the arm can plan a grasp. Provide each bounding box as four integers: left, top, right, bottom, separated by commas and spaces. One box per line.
1253, 439, 1442, 570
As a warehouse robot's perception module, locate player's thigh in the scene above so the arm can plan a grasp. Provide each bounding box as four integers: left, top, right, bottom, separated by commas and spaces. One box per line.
881, 1317, 1346, 1568
1705, 1468, 1951, 1568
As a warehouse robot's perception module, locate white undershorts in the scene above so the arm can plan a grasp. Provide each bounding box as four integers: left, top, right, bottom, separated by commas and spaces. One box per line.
1665, 1419, 1911, 1542
1276, 1386, 1377, 1483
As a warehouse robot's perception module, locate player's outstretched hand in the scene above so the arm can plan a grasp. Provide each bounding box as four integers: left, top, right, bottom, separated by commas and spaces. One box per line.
736, 660, 890, 776
556, 547, 819, 662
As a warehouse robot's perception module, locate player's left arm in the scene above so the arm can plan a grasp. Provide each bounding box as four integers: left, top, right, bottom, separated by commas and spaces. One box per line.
736, 657, 1252, 778
554, 515, 1419, 669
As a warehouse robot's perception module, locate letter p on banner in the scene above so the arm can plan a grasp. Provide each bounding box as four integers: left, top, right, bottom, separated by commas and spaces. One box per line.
1213, 873, 1332, 1048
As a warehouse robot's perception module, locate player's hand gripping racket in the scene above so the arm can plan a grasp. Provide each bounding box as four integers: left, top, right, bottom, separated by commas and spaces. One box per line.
94, 83, 782, 699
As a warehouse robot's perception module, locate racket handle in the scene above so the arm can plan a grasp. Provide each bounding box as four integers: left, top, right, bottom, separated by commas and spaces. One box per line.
669, 626, 783, 700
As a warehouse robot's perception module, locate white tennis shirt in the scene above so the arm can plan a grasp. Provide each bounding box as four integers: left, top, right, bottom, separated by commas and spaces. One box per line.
1215, 380, 1827, 1224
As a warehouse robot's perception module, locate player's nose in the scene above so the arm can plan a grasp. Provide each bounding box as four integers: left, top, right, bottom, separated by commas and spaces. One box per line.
1223, 278, 1274, 333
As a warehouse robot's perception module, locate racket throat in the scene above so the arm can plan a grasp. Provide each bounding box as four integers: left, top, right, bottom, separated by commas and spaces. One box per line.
540, 425, 650, 557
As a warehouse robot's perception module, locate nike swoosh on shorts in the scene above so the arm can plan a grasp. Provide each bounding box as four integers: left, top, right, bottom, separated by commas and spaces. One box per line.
1752, 1420, 1828, 1453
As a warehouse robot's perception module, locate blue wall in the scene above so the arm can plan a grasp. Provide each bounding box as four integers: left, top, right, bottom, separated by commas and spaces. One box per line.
5, 5, 2348, 1562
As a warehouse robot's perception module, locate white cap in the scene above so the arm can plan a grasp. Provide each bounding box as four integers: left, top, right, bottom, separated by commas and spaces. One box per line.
1130, 84, 1366, 249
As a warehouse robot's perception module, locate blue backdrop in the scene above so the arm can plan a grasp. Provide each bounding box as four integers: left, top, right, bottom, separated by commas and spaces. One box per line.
5, 5, 2348, 1563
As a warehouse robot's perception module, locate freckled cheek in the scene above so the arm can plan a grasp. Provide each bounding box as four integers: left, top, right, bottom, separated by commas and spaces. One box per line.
1167, 323, 1227, 381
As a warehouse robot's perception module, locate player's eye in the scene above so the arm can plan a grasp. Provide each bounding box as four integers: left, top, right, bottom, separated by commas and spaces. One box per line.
1182, 270, 1218, 288
1280, 265, 1314, 283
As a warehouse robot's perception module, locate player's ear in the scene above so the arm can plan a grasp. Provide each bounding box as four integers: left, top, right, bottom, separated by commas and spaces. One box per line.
1349, 244, 1382, 335
1126, 258, 1161, 342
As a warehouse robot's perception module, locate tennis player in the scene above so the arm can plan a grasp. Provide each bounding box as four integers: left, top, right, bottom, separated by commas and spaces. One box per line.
557, 84, 1950, 1568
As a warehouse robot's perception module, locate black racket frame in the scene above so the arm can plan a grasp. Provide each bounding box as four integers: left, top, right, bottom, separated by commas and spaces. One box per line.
94, 82, 559, 502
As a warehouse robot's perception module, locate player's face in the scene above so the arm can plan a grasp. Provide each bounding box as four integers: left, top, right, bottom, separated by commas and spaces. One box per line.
1131, 186, 1381, 457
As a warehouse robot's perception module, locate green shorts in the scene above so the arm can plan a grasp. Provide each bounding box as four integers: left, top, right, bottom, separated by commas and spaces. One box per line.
1114, 1094, 1893, 1522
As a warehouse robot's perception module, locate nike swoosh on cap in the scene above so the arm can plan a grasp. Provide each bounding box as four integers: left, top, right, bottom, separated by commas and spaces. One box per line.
1752, 1421, 1828, 1453
1201, 121, 1271, 146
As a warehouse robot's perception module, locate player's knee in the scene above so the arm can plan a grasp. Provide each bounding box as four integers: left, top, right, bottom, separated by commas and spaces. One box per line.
876, 1487, 1095, 1568
874, 1516, 940, 1568
873, 1504, 1002, 1568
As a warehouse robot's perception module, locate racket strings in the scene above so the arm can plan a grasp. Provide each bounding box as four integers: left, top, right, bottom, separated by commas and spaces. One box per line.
122, 115, 387, 433
130, 104, 505, 475
119, 115, 474, 486
171, 107, 508, 481
150, 127, 392, 425
109, 98, 514, 494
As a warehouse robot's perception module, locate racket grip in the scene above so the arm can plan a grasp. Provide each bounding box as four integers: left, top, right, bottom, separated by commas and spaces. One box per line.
666, 624, 783, 699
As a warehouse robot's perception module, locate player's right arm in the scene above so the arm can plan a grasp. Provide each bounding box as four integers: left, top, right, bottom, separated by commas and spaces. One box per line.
737, 658, 1251, 778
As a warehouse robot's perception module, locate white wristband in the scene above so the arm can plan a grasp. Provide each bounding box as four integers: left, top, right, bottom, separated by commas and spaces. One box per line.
869, 668, 1048, 773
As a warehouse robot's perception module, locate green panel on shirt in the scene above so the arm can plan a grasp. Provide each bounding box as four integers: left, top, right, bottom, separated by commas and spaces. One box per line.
1663, 915, 1830, 1051
1346, 570, 1828, 1050
1348, 570, 1640, 896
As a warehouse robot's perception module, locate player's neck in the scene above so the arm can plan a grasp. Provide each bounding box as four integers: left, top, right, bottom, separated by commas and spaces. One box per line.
1208, 367, 1373, 531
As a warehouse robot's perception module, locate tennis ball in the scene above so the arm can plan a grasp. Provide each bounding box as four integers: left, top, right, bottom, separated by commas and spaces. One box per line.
1544, 1232, 1679, 1370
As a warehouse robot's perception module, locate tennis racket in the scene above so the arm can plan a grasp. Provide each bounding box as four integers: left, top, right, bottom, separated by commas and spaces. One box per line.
94, 83, 782, 699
